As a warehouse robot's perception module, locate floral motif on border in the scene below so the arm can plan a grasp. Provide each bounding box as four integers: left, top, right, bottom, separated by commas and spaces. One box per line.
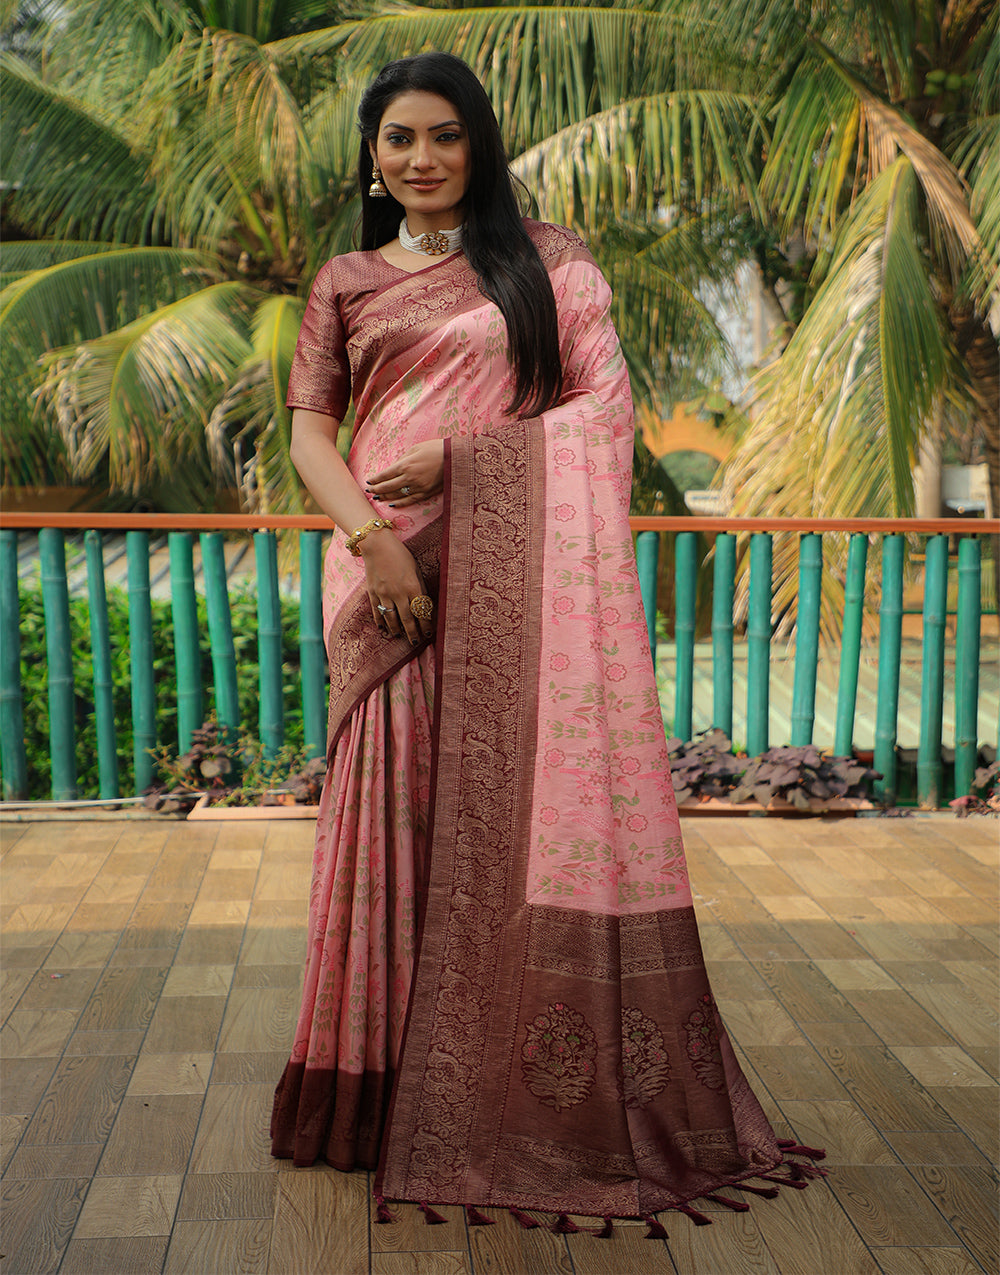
683, 991, 727, 1093
520, 1002, 598, 1111
618, 1006, 671, 1108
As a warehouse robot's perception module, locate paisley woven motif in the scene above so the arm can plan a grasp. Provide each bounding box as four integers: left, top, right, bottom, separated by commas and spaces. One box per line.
683, 991, 727, 1093
618, 1006, 671, 1108
520, 1003, 598, 1111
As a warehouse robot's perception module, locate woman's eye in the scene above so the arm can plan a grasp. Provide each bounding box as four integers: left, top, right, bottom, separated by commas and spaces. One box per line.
435, 132, 460, 143
386, 133, 410, 144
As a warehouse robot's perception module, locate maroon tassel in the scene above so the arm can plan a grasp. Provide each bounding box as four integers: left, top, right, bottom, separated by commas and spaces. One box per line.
374, 1195, 394, 1224
736, 1183, 780, 1199
466, 1205, 495, 1226
644, 1215, 669, 1239
551, 1213, 581, 1234
509, 1207, 540, 1230
779, 1140, 826, 1160
418, 1201, 448, 1225
594, 1217, 614, 1238
678, 1204, 713, 1226
705, 1194, 749, 1213
761, 1173, 808, 1190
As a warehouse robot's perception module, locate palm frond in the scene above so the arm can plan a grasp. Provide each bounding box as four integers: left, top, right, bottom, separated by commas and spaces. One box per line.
759, 57, 861, 244
721, 157, 950, 630
511, 90, 763, 229
595, 223, 735, 408
658, 0, 812, 65
139, 27, 313, 250
270, 5, 747, 154
953, 117, 1000, 311
207, 293, 308, 513
1, 53, 158, 241
24, 0, 195, 110
0, 244, 220, 435
732, 158, 949, 520
761, 40, 981, 287
37, 282, 256, 494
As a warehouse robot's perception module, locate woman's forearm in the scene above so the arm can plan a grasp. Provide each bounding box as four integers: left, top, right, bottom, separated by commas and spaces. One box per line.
289, 408, 381, 534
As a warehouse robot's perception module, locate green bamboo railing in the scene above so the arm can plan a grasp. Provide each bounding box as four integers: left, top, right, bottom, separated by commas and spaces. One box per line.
711, 532, 736, 739
255, 531, 284, 760
0, 512, 996, 809
673, 531, 698, 742
833, 533, 868, 757
202, 532, 240, 738
127, 531, 156, 793
746, 533, 772, 757
85, 530, 119, 798
0, 529, 27, 800
873, 535, 905, 805
39, 528, 76, 801
169, 532, 203, 754
955, 537, 982, 799
790, 533, 822, 745
298, 531, 327, 761
918, 535, 950, 808
630, 515, 998, 808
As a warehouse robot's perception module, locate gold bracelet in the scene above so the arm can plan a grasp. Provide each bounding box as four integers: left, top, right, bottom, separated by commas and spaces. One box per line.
345, 517, 395, 557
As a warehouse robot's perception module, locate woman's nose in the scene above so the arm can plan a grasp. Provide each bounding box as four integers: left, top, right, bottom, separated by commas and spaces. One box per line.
410, 139, 434, 169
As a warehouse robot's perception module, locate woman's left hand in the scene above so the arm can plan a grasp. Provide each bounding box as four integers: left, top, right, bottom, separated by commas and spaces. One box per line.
366, 439, 445, 507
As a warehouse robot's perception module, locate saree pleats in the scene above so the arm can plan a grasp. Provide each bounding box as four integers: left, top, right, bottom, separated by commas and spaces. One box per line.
270, 650, 434, 1169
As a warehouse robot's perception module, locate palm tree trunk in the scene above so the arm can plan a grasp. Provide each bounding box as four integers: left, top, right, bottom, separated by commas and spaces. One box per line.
956, 312, 999, 602
914, 410, 942, 520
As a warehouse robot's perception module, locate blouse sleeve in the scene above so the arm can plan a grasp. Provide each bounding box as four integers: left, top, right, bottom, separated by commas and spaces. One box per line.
285, 261, 351, 420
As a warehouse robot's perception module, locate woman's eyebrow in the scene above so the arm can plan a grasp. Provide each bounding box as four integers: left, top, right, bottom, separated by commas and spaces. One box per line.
382, 119, 464, 131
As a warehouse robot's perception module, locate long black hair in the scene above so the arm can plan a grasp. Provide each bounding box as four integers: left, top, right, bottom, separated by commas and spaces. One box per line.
357, 52, 562, 417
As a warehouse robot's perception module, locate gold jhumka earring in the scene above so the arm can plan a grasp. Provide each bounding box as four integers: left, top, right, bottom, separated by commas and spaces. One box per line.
369, 163, 388, 198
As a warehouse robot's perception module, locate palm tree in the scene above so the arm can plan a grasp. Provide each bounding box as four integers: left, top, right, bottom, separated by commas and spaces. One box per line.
696, 0, 999, 628
2, 0, 995, 556
1, 0, 751, 511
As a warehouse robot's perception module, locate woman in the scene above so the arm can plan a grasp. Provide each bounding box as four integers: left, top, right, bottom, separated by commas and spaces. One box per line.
271, 51, 822, 1228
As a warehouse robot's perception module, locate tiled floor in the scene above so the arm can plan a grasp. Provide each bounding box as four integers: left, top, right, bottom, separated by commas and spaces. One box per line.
1, 812, 997, 1274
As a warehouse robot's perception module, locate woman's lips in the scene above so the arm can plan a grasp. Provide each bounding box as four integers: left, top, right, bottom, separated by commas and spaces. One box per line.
407, 179, 444, 189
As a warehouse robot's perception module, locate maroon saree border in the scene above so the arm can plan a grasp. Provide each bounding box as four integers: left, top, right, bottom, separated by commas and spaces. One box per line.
376, 415, 545, 1204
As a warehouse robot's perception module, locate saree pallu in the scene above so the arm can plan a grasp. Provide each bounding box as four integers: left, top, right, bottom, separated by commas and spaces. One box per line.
272, 223, 821, 1218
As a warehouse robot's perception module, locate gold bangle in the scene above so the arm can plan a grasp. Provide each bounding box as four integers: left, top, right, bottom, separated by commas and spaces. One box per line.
345, 517, 395, 557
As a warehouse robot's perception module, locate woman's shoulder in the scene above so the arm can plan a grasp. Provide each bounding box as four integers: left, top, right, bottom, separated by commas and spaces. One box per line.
523, 219, 594, 267
311, 249, 390, 293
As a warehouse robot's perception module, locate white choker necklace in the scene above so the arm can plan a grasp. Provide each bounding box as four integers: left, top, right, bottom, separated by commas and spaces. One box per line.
399, 219, 464, 257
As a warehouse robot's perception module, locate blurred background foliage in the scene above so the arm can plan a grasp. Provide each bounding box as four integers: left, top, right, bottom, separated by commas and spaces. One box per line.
2, 0, 997, 616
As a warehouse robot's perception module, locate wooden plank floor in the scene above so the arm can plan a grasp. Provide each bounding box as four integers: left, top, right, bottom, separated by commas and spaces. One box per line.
2, 813, 996, 1275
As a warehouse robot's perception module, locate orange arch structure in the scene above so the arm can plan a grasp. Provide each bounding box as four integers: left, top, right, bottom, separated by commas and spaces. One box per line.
638, 402, 731, 464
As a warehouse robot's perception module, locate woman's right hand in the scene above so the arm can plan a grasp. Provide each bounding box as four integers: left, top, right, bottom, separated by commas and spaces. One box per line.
359, 529, 434, 645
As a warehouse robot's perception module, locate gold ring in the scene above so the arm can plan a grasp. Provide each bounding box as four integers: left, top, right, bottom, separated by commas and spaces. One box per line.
409, 595, 434, 620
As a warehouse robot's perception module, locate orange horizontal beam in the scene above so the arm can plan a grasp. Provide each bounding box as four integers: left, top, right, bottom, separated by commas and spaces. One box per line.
629, 516, 999, 535
0, 512, 336, 531
0, 511, 996, 535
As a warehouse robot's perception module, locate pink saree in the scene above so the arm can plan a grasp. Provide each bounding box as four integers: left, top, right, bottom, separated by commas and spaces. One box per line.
271, 222, 824, 1223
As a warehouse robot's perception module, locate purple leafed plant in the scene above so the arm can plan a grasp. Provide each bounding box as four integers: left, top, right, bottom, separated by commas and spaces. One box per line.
666, 731, 882, 810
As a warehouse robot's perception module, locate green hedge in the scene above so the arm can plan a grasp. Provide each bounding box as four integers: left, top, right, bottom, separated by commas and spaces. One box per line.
13, 581, 314, 800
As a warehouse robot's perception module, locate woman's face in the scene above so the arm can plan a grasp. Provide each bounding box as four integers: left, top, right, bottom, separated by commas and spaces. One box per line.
370, 90, 471, 233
